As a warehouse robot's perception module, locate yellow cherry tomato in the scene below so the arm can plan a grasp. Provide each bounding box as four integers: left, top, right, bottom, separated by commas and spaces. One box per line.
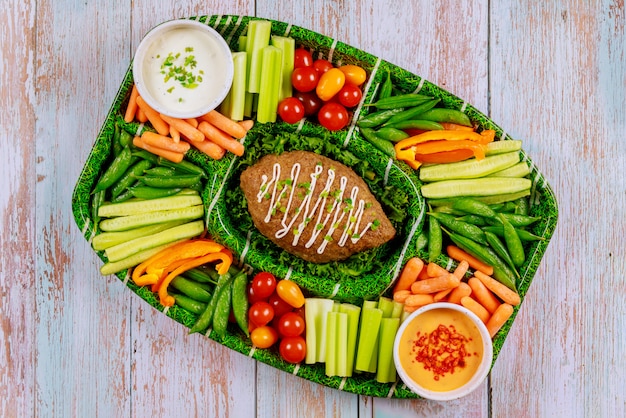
316, 68, 345, 101
276, 280, 305, 308
338, 65, 367, 86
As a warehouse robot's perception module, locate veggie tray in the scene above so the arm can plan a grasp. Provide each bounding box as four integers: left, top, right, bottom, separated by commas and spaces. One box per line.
71, 15, 558, 399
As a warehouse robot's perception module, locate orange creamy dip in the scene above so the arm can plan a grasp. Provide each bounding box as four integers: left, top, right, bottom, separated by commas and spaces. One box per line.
398, 308, 484, 392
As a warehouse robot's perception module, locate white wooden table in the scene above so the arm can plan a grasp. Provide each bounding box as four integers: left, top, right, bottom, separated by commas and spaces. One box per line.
2, 1, 625, 416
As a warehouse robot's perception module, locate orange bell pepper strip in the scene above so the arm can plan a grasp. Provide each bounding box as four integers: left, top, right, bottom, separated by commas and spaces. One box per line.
131, 240, 192, 284
145, 240, 224, 278
413, 139, 487, 160
158, 252, 233, 307
414, 148, 475, 164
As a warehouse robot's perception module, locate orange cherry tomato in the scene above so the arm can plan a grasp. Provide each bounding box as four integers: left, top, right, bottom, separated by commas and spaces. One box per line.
338, 65, 367, 86
276, 280, 305, 308
316, 68, 345, 101
250, 325, 279, 349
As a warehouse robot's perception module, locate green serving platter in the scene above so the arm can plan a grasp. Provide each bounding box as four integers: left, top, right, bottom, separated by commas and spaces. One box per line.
71, 15, 558, 399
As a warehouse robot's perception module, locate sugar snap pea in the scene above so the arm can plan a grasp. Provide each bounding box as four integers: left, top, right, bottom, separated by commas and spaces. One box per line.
414, 108, 473, 127
490, 212, 541, 227
110, 187, 135, 203
131, 149, 159, 164
93, 145, 133, 193
385, 119, 444, 131
183, 267, 219, 284
171, 276, 213, 303
427, 214, 442, 262
481, 225, 545, 242
374, 127, 409, 142
136, 174, 201, 189
157, 157, 207, 178
357, 108, 405, 128
452, 197, 497, 219
91, 189, 105, 232
129, 185, 183, 199
485, 230, 519, 278
231, 271, 250, 337
212, 278, 233, 338
514, 197, 530, 216
428, 212, 488, 245
144, 166, 177, 177
383, 98, 440, 126
112, 122, 122, 156
367, 93, 433, 109
379, 70, 393, 100
359, 127, 396, 157
499, 213, 525, 268
189, 270, 233, 334
110, 159, 153, 199
455, 214, 488, 226
173, 293, 208, 315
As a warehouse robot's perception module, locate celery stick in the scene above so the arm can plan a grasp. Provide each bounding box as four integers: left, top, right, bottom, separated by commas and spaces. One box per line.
92, 220, 185, 251
228, 52, 248, 121
99, 205, 204, 232
256, 46, 282, 123
245, 19, 272, 93
338, 303, 361, 377
244, 92, 255, 118
270, 35, 295, 101
98, 194, 202, 218
336, 312, 349, 377
238, 35, 247, 52
378, 296, 394, 318
104, 220, 204, 262
376, 317, 400, 383
355, 306, 383, 372
304, 298, 335, 364
325, 312, 338, 376
362, 300, 378, 310
391, 300, 404, 319
99, 239, 186, 276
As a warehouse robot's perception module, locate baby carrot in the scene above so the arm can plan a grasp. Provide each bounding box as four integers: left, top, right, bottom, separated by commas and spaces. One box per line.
136, 107, 148, 123
410, 273, 460, 294
197, 121, 245, 156
159, 114, 205, 143
460, 296, 490, 324
392, 289, 411, 303
452, 259, 470, 280
238, 119, 255, 131
486, 303, 514, 338
185, 118, 199, 128
447, 282, 472, 304
200, 109, 247, 139
141, 131, 190, 154
446, 245, 494, 276
467, 277, 501, 314
404, 293, 434, 308
474, 270, 521, 306
124, 84, 139, 123
136, 96, 170, 136
426, 262, 448, 277
393, 257, 424, 293
433, 288, 453, 302
169, 125, 181, 143
132, 136, 184, 163
191, 137, 227, 160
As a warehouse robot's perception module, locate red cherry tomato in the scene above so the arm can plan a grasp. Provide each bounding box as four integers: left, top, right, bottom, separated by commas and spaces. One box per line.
276, 280, 305, 308
316, 68, 345, 101
277, 97, 305, 124
317, 103, 349, 131
279, 336, 307, 364
338, 65, 367, 86
250, 326, 279, 349
294, 91, 323, 116
313, 59, 333, 75
337, 83, 363, 108
248, 301, 274, 327
276, 311, 306, 337
292, 67, 319, 93
251, 271, 278, 299
294, 48, 313, 68
268, 292, 295, 320
247, 284, 266, 304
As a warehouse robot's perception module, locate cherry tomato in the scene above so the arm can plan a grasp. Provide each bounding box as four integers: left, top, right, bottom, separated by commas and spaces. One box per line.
338, 65, 367, 86
276, 280, 305, 308
294, 91, 323, 116
279, 336, 306, 364
291, 67, 319, 93
247, 284, 266, 304
316, 68, 345, 101
268, 292, 295, 320
250, 326, 279, 349
317, 103, 349, 131
337, 83, 363, 108
313, 59, 333, 75
248, 301, 274, 327
294, 48, 313, 68
251, 271, 278, 299
277, 97, 305, 124
276, 311, 306, 337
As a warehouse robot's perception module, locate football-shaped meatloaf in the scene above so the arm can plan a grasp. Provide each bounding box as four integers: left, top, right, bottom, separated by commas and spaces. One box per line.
239, 150, 396, 263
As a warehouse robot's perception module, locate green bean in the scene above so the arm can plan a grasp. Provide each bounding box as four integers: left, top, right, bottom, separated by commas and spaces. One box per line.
482, 225, 545, 242
367, 93, 433, 109
452, 197, 497, 219
359, 127, 396, 157
357, 108, 405, 128
485, 231, 519, 278
93, 145, 133, 193
415, 108, 473, 127
448, 232, 517, 290
385, 119, 444, 131
374, 127, 409, 142
428, 212, 488, 245
129, 186, 183, 199
189, 271, 233, 334
136, 174, 201, 189
171, 276, 213, 303
384, 99, 440, 126
173, 293, 207, 315
499, 213, 525, 268
379, 70, 393, 100
110, 159, 153, 199
231, 271, 250, 337
427, 215, 442, 262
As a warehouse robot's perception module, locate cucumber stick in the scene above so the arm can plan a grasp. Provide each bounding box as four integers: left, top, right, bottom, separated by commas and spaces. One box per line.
98, 194, 202, 218
419, 151, 520, 182
99, 205, 204, 232
99, 239, 186, 276
485, 139, 522, 155
105, 220, 204, 262
487, 161, 530, 178
420, 177, 531, 199
92, 220, 185, 251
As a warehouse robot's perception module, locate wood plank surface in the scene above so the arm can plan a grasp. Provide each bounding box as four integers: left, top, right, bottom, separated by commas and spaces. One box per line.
1, 0, 624, 417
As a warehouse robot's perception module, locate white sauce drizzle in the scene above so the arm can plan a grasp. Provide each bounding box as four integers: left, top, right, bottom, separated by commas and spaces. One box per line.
256, 160, 375, 255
